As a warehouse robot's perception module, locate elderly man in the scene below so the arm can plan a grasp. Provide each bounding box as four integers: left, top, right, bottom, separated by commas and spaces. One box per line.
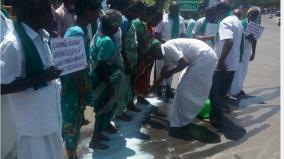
230, 7, 261, 97
147, 38, 217, 136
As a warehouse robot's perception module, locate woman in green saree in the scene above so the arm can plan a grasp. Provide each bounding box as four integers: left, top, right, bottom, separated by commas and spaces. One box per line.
60, 0, 100, 158
89, 9, 124, 150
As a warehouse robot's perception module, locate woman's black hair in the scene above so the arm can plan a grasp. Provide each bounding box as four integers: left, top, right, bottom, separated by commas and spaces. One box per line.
75, 0, 101, 17
100, 9, 121, 33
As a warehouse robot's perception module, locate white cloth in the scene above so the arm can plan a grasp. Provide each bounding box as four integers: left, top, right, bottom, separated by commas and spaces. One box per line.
1, 11, 14, 42
1, 95, 17, 159
230, 38, 252, 95
155, 13, 186, 41
214, 15, 243, 71
160, 39, 217, 127
186, 18, 196, 38
0, 23, 62, 137
17, 130, 64, 159
192, 17, 218, 48
101, 0, 109, 11
192, 17, 205, 35
56, 4, 76, 36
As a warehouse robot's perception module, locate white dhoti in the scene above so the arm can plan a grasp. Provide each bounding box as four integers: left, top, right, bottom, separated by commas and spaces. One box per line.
170, 51, 217, 127
1, 95, 17, 159
17, 130, 64, 159
230, 40, 252, 96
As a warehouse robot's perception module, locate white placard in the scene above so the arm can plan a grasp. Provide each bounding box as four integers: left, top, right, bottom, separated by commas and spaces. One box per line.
245, 21, 264, 39
50, 37, 87, 76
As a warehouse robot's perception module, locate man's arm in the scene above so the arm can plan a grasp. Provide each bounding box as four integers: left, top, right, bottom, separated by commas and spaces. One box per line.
250, 40, 257, 61
1, 66, 61, 95
164, 57, 189, 78
218, 39, 233, 70
150, 57, 189, 92
193, 35, 215, 41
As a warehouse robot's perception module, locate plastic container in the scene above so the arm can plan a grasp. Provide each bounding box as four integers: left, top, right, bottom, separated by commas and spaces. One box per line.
197, 99, 211, 119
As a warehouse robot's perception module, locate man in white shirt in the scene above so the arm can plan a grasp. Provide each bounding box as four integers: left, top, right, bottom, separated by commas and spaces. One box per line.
192, 6, 218, 48
1, 0, 64, 158
56, 0, 76, 37
0, 9, 17, 159
147, 38, 217, 136
209, 2, 242, 126
155, 1, 186, 100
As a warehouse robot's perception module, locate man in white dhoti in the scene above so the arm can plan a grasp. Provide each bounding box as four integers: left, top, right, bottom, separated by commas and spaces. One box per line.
147, 38, 217, 135
1, 0, 64, 158
230, 7, 260, 97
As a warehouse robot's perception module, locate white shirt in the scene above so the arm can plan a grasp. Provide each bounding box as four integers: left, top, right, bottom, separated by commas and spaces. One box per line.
0, 23, 62, 137
214, 15, 243, 71
155, 13, 186, 41
101, 0, 109, 11
192, 17, 218, 48
161, 38, 216, 65
186, 18, 196, 38
1, 11, 14, 42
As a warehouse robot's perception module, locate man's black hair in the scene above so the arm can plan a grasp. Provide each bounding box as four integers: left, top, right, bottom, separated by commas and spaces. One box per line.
205, 6, 216, 17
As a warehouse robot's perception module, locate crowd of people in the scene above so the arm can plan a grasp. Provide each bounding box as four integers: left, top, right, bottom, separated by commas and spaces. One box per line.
1, 0, 261, 158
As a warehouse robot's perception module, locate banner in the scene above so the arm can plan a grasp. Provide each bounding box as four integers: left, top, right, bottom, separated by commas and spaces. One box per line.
245, 21, 264, 39
50, 37, 87, 76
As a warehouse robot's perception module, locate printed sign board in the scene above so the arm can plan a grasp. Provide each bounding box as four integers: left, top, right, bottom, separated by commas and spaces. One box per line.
245, 21, 264, 39
50, 37, 87, 76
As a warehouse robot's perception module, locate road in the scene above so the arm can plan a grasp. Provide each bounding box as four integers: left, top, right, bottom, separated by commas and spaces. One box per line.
78, 15, 280, 159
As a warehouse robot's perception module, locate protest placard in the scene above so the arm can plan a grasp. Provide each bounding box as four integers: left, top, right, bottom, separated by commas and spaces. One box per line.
50, 37, 87, 76
245, 21, 264, 39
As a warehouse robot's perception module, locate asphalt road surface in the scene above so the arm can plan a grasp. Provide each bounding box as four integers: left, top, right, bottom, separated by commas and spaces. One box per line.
78, 14, 280, 159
